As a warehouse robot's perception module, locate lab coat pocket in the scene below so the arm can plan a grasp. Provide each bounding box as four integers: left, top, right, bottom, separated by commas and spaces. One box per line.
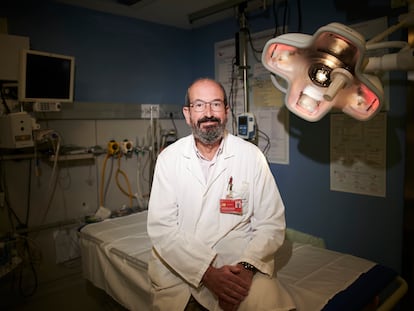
231, 181, 249, 215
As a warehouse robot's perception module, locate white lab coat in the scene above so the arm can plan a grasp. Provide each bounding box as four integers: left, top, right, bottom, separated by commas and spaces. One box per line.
147, 132, 291, 311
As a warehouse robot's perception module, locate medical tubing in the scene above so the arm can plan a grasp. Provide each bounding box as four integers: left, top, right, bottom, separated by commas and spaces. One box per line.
115, 153, 134, 208
40, 132, 61, 226
135, 151, 146, 208
99, 153, 111, 207
104, 157, 115, 206
47, 132, 61, 193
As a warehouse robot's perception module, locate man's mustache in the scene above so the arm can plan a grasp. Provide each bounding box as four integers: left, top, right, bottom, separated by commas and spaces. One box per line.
197, 116, 221, 126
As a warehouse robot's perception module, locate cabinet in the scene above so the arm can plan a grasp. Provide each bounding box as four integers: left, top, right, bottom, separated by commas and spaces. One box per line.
0, 33, 29, 81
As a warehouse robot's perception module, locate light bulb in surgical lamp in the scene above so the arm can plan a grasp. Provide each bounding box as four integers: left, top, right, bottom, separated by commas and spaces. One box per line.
341, 80, 382, 120
262, 22, 384, 122
271, 48, 298, 72
297, 85, 324, 114
309, 63, 331, 87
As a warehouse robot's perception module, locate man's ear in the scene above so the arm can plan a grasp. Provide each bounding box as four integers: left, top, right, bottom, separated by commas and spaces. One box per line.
182, 107, 191, 126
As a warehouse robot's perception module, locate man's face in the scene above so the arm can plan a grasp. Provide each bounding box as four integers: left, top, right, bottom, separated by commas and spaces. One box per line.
183, 80, 228, 145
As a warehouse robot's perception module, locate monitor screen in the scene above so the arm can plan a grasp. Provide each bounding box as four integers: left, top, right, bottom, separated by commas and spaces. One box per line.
18, 49, 75, 103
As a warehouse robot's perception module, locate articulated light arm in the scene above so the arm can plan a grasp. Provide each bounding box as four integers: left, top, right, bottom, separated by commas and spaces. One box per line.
365, 11, 414, 73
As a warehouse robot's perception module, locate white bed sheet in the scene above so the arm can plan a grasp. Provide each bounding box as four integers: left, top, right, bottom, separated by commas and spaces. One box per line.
80, 211, 152, 310
79, 211, 375, 311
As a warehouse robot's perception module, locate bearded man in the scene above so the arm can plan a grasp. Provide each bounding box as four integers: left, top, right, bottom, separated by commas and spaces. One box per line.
147, 78, 295, 311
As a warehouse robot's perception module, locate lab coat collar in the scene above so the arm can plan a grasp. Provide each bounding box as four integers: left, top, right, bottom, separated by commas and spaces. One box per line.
183, 131, 235, 160
182, 131, 235, 187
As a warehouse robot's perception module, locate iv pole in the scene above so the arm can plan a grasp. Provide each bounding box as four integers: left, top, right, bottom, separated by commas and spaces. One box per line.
188, 0, 258, 113
236, 3, 259, 144
237, 4, 249, 113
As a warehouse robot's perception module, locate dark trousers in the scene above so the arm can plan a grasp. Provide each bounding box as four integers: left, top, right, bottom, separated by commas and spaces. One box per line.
184, 296, 209, 311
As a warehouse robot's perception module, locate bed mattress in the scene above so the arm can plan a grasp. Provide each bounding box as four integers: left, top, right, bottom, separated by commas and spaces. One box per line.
79, 211, 405, 311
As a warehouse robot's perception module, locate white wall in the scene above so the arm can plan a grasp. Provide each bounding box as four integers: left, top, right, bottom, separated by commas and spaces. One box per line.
2, 115, 190, 283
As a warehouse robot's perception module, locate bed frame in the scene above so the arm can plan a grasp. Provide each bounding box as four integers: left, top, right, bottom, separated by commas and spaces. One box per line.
79, 211, 407, 311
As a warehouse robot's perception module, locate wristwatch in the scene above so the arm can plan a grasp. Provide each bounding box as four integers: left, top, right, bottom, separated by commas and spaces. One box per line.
239, 261, 256, 272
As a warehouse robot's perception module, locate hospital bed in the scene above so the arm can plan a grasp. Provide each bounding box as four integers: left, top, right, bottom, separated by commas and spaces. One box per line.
79, 211, 407, 311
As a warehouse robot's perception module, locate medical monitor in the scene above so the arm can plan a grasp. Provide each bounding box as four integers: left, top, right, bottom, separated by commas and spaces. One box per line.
18, 49, 75, 103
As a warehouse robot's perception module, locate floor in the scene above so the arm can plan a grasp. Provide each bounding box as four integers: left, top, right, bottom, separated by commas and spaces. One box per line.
0, 268, 128, 311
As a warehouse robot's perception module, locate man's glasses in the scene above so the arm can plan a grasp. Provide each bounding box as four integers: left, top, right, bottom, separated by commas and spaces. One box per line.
189, 100, 225, 112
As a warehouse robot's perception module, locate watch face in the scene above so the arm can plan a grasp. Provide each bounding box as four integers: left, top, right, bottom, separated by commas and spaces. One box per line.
240, 262, 256, 271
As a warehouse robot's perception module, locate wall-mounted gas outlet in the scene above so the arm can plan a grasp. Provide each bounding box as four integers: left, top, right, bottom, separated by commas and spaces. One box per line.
141, 104, 159, 119
121, 139, 134, 154
107, 140, 120, 156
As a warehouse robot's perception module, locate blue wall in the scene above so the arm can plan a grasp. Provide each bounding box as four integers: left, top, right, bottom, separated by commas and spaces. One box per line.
2, 0, 406, 272
189, 1, 407, 273
4, 0, 193, 104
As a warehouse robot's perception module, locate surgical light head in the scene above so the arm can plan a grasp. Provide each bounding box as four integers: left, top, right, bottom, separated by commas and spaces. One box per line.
262, 23, 384, 122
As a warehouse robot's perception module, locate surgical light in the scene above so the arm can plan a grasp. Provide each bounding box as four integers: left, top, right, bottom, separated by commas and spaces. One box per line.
262, 13, 414, 122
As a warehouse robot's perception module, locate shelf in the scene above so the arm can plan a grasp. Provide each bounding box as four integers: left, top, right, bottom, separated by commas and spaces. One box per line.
0, 152, 36, 160
49, 153, 95, 162
0, 152, 96, 162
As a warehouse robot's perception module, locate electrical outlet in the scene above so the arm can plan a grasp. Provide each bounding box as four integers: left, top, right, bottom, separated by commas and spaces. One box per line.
141, 104, 159, 119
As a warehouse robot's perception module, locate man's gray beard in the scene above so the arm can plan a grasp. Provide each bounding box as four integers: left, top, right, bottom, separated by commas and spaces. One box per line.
192, 123, 225, 145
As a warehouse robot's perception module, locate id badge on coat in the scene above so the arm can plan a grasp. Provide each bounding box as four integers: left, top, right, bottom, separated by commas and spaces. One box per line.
220, 198, 242, 215
220, 176, 243, 215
